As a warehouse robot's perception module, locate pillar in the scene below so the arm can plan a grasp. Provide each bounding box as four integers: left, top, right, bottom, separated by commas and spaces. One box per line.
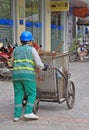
15, 0, 25, 44
60, 12, 67, 51
44, 0, 51, 51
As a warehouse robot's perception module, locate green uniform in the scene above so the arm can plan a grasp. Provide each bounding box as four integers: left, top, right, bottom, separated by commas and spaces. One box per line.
12, 45, 36, 118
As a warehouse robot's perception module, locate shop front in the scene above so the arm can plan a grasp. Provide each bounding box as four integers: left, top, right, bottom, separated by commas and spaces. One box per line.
0, 0, 88, 52
0, 0, 68, 52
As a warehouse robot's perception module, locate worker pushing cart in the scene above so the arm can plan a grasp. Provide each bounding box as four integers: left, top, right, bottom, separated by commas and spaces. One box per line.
12, 31, 48, 122
22, 41, 75, 115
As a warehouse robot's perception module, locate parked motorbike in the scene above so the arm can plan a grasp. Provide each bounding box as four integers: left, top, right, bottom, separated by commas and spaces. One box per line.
69, 50, 80, 62
0, 43, 14, 80
69, 44, 89, 62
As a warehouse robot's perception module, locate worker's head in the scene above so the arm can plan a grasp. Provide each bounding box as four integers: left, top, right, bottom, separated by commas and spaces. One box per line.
20, 31, 34, 45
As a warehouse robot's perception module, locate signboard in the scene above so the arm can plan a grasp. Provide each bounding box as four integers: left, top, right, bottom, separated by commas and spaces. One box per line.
50, 1, 69, 11
77, 19, 89, 26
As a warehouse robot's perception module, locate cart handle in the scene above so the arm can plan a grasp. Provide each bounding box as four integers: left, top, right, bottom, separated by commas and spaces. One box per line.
48, 65, 67, 80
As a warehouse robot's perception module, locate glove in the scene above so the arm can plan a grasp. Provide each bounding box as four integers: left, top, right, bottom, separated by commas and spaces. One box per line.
42, 64, 48, 71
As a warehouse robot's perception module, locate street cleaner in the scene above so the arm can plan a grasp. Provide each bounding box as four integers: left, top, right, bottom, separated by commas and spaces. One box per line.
12, 31, 48, 122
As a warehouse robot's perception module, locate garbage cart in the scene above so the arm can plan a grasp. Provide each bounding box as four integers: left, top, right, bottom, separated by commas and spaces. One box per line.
33, 52, 75, 113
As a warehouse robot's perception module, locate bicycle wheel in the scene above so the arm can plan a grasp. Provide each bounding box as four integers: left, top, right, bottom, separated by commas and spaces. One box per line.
66, 80, 75, 109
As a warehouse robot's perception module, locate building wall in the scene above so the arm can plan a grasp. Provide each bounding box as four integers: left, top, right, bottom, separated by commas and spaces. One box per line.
0, 0, 69, 52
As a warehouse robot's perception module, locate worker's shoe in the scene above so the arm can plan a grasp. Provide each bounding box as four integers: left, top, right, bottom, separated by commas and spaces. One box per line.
13, 115, 22, 122
24, 113, 39, 120
14, 117, 21, 122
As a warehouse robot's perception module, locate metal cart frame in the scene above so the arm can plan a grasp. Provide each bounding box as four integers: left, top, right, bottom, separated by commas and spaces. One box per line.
33, 52, 75, 113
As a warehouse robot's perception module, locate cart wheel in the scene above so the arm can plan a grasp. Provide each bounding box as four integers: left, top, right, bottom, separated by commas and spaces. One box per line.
66, 80, 75, 109
33, 99, 39, 114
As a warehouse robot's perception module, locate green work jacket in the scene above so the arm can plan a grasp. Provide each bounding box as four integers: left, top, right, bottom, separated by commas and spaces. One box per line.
12, 44, 36, 82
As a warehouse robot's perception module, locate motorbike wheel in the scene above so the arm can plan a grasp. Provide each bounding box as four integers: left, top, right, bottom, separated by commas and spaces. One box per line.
0, 57, 12, 80
69, 52, 80, 62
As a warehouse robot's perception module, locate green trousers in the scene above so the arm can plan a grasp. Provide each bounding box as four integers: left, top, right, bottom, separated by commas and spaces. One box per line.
13, 80, 36, 118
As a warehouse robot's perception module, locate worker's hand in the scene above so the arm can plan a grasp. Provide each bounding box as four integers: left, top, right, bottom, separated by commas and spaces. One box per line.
42, 64, 48, 71
34, 68, 40, 73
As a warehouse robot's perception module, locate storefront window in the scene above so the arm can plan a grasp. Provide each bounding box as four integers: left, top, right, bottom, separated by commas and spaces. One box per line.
51, 11, 61, 39
25, 0, 41, 45
0, 0, 10, 19
0, 0, 13, 46
51, 11, 63, 51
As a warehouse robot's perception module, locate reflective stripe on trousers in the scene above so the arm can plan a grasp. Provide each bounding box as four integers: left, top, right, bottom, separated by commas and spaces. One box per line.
13, 80, 36, 117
